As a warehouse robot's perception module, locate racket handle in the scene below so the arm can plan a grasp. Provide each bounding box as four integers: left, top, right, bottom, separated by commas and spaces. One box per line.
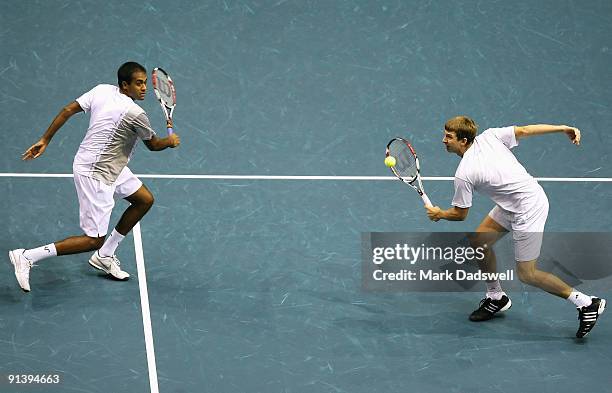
421, 193, 433, 207
167, 127, 174, 135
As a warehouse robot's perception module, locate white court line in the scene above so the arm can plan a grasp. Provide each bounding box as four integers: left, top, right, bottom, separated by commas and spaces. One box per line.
0, 172, 611, 181
133, 223, 160, 393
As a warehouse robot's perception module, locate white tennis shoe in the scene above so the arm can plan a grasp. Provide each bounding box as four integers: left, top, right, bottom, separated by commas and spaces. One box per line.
9, 249, 33, 292
88, 251, 130, 280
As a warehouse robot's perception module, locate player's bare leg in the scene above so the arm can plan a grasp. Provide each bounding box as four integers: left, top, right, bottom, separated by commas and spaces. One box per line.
516, 259, 606, 337
10, 234, 104, 292
468, 215, 512, 321
56, 235, 105, 255
115, 184, 155, 236
89, 184, 155, 281
471, 215, 508, 277
515, 259, 572, 298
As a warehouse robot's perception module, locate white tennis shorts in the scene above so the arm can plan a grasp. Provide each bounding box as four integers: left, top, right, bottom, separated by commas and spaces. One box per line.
488, 188, 549, 262
73, 167, 142, 237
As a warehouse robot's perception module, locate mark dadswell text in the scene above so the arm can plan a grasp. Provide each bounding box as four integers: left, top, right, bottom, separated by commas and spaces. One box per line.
373, 269, 514, 281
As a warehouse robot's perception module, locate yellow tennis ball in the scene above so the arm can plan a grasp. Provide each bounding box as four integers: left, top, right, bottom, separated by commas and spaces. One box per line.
385, 156, 396, 167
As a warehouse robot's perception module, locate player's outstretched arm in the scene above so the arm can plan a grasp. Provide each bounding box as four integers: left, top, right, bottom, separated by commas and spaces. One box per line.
514, 125, 581, 145
22, 101, 83, 160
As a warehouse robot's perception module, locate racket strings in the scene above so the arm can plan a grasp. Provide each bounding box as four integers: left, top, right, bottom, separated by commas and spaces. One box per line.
153, 73, 174, 106
389, 141, 418, 180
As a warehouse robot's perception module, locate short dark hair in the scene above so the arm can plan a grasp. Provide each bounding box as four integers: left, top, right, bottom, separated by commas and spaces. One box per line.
117, 62, 146, 86
444, 115, 478, 144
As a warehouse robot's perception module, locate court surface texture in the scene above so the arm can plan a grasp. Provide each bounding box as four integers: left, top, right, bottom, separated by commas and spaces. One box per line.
1, 1, 611, 392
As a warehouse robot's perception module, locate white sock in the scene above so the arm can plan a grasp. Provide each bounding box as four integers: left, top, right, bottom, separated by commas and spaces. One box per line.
567, 290, 592, 308
486, 280, 502, 293
99, 229, 125, 257
24, 243, 57, 263
486, 291, 506, 300
486, 280, 505, 300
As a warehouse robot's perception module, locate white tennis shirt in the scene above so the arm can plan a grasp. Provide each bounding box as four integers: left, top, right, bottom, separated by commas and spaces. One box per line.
73, 84, 156, 185
451, 126, 543, 214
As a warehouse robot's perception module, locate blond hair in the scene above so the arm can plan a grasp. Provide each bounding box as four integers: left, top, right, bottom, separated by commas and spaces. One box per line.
444, 116, 478, 143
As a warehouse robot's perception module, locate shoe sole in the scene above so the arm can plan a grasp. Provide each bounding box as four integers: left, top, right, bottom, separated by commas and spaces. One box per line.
9, 250, 30, 292
88, 257, 130, 281
598, 299, 606, 315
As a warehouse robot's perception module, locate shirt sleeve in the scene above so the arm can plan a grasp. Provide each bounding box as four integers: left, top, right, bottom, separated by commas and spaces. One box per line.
131, 112, 157, 141
488, 126, 518, 149
451, 177, 473, 208
75, 85, 99, 113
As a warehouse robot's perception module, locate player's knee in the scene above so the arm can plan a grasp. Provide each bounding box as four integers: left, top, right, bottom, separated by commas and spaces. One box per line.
516, 266, 536, 284
134, 192, 154, 210
468, 233, 496, 252
142, 193, 154, 210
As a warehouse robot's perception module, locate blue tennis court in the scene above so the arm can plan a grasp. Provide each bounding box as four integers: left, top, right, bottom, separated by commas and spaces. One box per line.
1, 1, 611, 392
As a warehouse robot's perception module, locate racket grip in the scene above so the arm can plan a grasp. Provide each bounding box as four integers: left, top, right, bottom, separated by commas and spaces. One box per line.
167, 127, 174, 135
421, 193, 433, 207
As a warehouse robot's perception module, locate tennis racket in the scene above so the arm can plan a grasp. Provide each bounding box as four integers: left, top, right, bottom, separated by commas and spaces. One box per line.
152, 67, 176, 135
386, 137, 433, 207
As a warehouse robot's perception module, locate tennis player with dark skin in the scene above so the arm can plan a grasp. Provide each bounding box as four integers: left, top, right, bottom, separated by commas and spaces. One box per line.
9, 62, 180, 291
424, 116, 605, 338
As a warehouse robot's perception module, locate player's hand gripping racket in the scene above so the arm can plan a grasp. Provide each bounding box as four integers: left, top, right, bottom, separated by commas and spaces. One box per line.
152, 67, 176, 135
386, 137, 433, 207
